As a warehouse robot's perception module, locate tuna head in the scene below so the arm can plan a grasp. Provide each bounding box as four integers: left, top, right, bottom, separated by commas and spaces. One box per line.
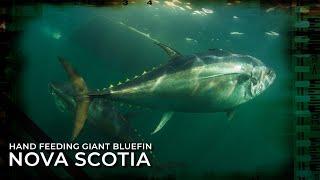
249, 65, 276, 97
199, 50, 276, 109
237, 55, 276, 102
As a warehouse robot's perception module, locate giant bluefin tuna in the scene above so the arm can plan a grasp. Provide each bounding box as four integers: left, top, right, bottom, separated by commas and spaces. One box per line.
56, 39, 276, 140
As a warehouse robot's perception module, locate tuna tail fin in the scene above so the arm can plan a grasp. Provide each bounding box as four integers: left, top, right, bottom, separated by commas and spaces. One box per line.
58, 57, 90, 141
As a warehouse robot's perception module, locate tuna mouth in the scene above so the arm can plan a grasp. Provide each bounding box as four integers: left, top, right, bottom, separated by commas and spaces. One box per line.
249, 67, 276, 97
264, 68, 276, 87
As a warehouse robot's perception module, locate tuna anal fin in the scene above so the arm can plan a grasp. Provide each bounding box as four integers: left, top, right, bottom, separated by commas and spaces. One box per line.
154, 42, 181, 59
151, 112, 174, 135
226, 109, 236, 121
58, 57, 90, 141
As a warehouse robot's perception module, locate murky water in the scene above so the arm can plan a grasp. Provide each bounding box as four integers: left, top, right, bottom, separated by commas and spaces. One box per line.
18, 1, 292, 177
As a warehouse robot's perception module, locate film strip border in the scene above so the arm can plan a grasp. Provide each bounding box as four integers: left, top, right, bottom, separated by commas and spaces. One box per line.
294, 2, 320, 180
0, 0, 313, 179
0, 1, 14, 178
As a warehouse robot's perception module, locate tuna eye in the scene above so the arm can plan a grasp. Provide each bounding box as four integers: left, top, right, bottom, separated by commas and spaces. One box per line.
250, 71, 258, 85
251, 78, 258, 85
238, 74, 250, 83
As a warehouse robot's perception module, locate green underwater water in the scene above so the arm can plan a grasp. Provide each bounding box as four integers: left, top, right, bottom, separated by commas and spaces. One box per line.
18, 1, 292, 177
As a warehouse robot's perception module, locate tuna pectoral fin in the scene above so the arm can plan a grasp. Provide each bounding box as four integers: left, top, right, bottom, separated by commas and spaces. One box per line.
226, 109, 236, 122
151, 112, 174, 135
58, 57, 90, 141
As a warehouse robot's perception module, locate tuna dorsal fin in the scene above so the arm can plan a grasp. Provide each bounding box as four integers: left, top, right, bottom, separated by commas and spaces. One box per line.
226, 109, 236, 121
151, 112, 174, 135
155, 42, 181, 59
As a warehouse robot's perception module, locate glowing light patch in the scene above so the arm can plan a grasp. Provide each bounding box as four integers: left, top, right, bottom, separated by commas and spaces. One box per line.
202, 8, 214, 14
266, 7, 276, 13
151, 75, 166, 91
185, 5, 192, 9
185, 37, 198, 43
163, 0, 187, 11
0, 21, 6, 31
164, 1, 179, 9
192, 10, 206, 16
230, 32, 244, 35
234, 65, 242, 71
265, 31, 279, 36
52, 32, 61, 39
